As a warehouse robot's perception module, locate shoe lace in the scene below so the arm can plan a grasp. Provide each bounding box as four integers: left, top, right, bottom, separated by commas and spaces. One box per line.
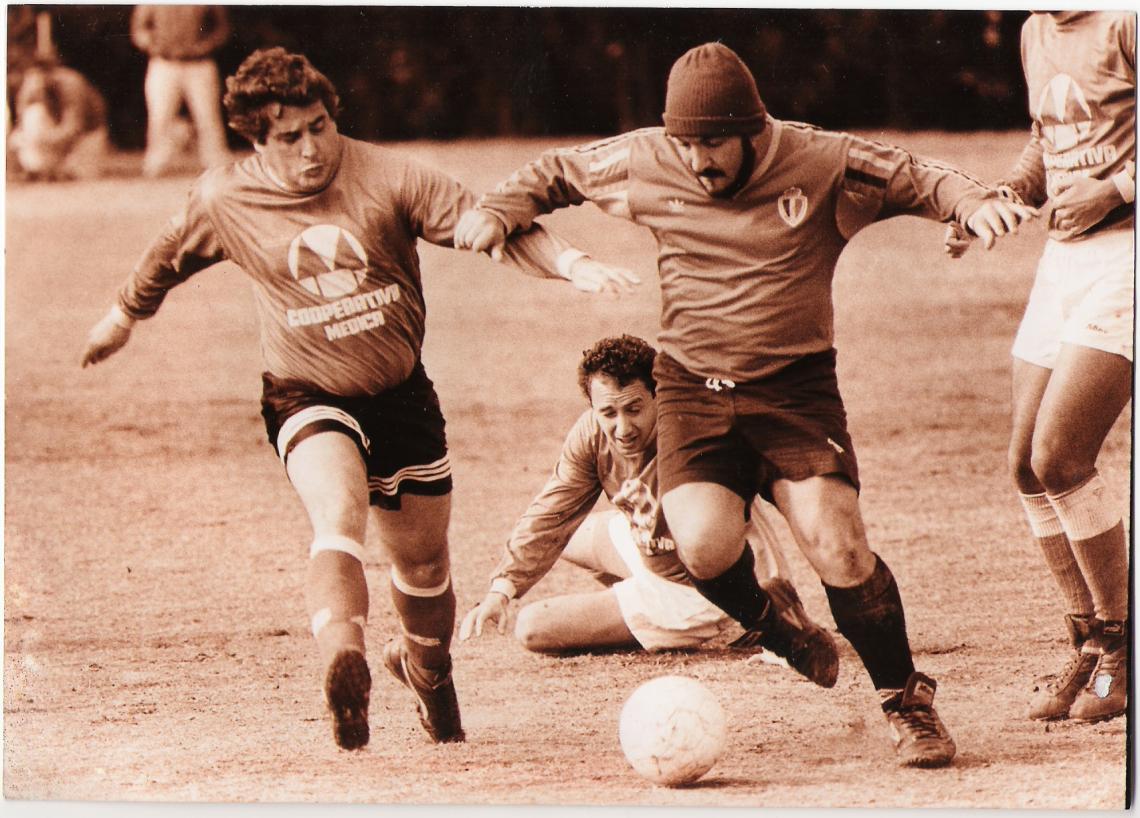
894, 706, 943, 741
1085, 645, 1126, 687
1039, 649, 1089, 691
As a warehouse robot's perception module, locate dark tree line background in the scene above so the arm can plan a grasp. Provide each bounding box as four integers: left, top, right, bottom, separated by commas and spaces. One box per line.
9, 5, 1032, 149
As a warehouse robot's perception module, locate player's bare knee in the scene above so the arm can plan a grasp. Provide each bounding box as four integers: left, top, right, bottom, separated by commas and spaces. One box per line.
391, 557, 450, 590
514, 604, 554, 652
1030, 440, 1093, 495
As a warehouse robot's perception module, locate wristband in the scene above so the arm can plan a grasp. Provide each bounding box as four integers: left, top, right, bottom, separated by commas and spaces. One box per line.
109, 304, 136, 329
555, 249, 589, 281
1110, 170, 1135, 204
489, 577, 516, 600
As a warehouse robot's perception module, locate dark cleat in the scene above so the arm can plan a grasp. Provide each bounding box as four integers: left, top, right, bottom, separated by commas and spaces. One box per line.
383, 640, 465, 743
325, 649, 371, 750
729, 577, 839, 688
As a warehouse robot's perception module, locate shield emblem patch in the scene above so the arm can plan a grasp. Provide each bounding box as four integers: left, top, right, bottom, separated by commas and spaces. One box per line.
778, 187, 808, 227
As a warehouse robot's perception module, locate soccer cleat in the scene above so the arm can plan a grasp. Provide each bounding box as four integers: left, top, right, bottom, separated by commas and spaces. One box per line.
728, 577, 839, 688
382, 640, 465, 743
1028, 614, 1099, 721
882, 672, 956, 768
324, 649, 371, 750
1069, 621, 1127, 724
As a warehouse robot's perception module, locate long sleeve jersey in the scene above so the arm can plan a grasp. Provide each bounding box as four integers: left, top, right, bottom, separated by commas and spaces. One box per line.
1002, 11, 1135, 240
118, 136, 572, 396
489, 409, 773, 600
130, 5, 230, 61
477, 119, 995, 382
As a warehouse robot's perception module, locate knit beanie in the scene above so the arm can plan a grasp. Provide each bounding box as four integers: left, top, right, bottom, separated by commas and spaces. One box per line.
663, 43, 766, 137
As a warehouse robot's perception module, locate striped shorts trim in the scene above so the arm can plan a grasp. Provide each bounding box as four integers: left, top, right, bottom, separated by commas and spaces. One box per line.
275, 404, 371, 464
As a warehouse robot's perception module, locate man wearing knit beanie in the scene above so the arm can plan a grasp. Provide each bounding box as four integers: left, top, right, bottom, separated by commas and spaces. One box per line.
456, 42, 1037, 769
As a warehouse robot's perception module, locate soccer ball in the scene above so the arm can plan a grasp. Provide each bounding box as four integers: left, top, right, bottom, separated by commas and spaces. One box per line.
619, 675, 728, 786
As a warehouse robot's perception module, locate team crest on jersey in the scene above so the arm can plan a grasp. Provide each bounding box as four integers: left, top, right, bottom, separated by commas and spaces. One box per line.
667, 198, 686, 214
778, 187, 808, 227
287, 224, 369, 299
1036, 73, 1094, 152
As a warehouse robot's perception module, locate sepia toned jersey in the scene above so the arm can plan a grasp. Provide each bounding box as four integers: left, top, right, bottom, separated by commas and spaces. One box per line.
477, 119, 994, 382
118, 136, 569, 396
489, 409, 775, 600
1003, 11, 1136, 241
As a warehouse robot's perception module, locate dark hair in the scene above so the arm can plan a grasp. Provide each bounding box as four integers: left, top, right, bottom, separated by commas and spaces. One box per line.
223, 47, 341, 143
577, 335, 657, 400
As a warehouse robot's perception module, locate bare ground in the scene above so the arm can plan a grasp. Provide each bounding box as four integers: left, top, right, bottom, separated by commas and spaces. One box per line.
3, 132, 1132, 809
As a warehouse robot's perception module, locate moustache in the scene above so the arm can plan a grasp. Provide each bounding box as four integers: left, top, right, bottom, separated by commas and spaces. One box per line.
698, 168, 726, 179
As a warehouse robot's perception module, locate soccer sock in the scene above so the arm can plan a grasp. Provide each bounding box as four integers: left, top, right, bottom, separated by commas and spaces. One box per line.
1019, 492, 1094, 616
304, 538, 369, 669
390, 568, 456, 674
687, 545, 772, 630
1048, 474, 1129, 623
824, 554, 915, 692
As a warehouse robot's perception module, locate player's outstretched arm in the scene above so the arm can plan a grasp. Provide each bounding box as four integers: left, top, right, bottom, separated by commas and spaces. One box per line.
458, 591, 510, 641
963, 199, 1039, 250
80, 305, 135, 368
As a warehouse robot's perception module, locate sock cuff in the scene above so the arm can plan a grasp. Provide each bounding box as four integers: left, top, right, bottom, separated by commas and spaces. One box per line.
1019, 491, 1064, 539
1048, 472, 1120, 541
310, 534, 366, 563
391, 568, 452, 598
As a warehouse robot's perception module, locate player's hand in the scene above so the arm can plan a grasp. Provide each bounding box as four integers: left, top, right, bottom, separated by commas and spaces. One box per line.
568, 256, 640, 297
458, 591, 510, 641
454, 209, 508, 262
80, 308, 133, 368
1051, 176, 1121, 238
943, 221, 973, 259
964, 199, 1038, 250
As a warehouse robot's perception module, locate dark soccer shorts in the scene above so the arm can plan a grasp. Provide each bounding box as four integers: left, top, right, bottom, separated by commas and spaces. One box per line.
260, 362, 452, 510
654, 350, 860, 503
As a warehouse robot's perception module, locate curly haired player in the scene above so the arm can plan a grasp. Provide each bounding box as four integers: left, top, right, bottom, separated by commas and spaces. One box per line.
80, 47, 636, 751
455, 42, 1038, 768
461, 334, 831, 671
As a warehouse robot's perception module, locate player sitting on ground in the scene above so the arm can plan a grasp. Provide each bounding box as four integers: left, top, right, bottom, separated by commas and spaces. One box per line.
461, 334, 835, 671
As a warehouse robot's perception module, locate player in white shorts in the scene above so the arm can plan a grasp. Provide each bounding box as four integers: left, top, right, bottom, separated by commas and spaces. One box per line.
946, 11, 1133, 725
460, 335, 831, 665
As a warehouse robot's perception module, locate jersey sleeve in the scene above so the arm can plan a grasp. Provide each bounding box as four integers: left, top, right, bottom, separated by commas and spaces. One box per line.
999, 126, 1048, 208
399, 156, 580, 281
117, 184, 227, 320
475, 133, 639, 234
835, 135, 996, 240
489, 413, 604, 600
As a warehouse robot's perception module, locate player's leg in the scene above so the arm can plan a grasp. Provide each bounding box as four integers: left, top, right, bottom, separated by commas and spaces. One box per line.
774, 475, 954, 767
1031, 343, 1131, 723
514, 589, 639, 652
1011, 357, 1099, 719
560, 510, 633, 587
655, 351, 837, 686
285, 429, 372, 751
141, 58, 183, 177
181, 59, 230, 169
373, 492, 465, 743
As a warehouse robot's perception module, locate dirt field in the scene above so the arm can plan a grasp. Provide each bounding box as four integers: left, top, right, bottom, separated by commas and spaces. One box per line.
4, 131, 1132, 810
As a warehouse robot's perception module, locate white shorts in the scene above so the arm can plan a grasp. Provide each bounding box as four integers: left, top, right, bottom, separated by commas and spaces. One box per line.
606, 512, 733, 651
1011, 228, 1134, 367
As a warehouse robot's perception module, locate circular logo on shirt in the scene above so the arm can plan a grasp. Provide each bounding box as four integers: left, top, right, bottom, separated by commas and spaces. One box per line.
1035, 73, 1094, 152
287, 224, 369, 299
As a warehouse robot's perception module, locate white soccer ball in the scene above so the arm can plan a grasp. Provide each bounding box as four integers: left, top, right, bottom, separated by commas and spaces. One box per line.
619, 675, 728, 786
